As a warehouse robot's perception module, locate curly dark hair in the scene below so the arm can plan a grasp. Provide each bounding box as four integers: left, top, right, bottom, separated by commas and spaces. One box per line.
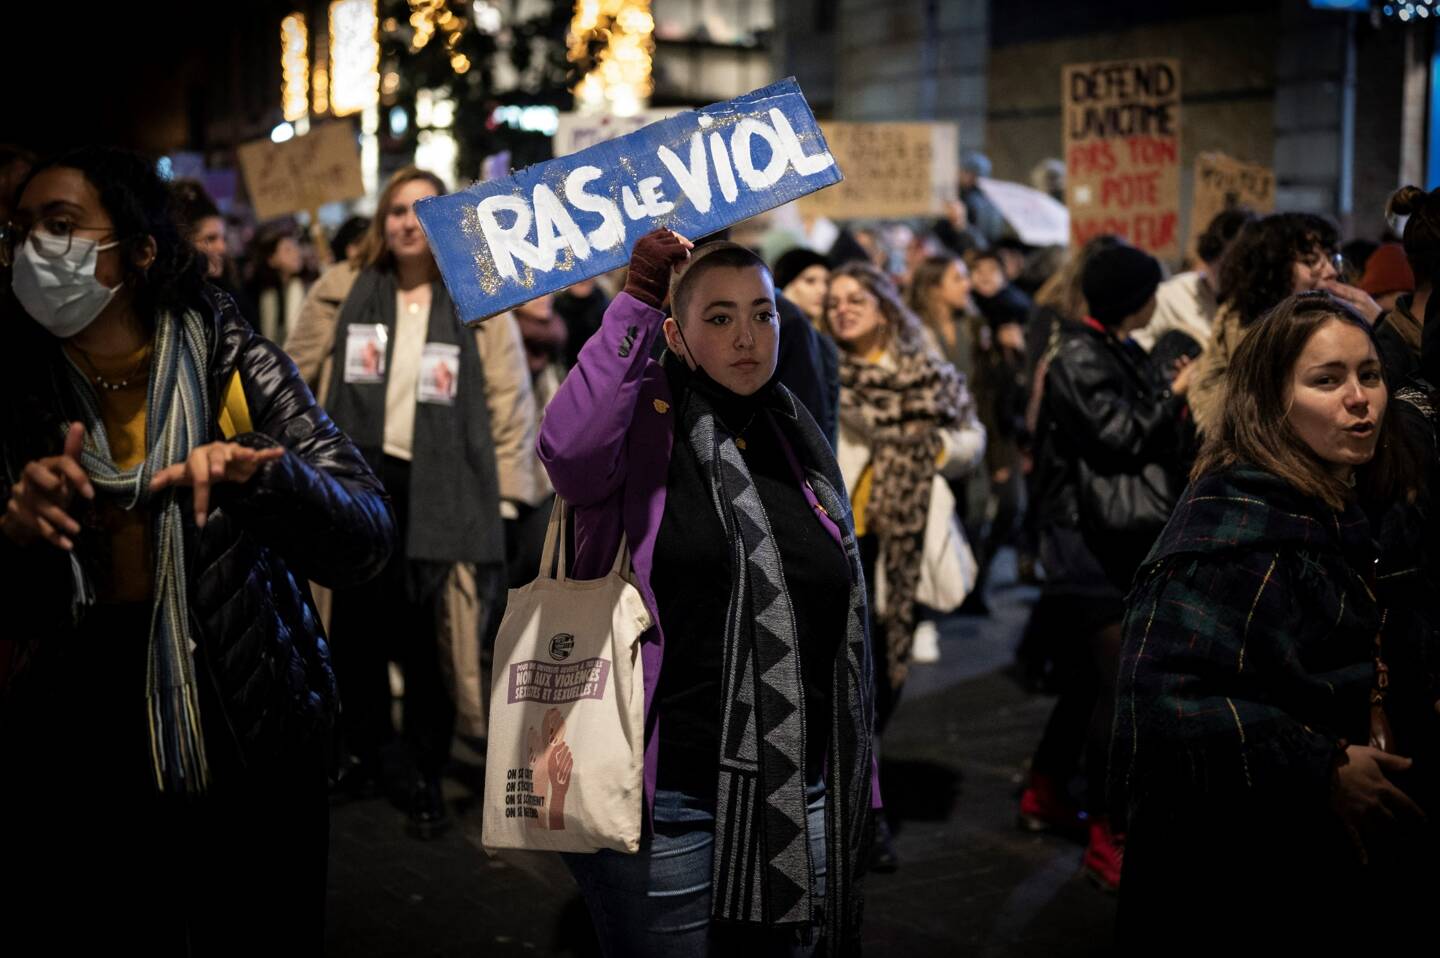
15, 147, 207, 329
1195, 206, 1257, 265
171, 178, 221, 231
1216, 212, 1338, 327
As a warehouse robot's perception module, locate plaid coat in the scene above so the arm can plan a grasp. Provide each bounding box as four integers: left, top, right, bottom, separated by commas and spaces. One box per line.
1110, 464, 1438, 949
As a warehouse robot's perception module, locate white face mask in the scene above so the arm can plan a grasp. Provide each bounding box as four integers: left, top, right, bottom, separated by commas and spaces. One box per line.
11, 231, 123, 338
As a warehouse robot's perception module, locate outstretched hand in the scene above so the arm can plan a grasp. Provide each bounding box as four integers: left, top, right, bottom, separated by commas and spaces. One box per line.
2, 422, 94, 551
148, 441, 285, 528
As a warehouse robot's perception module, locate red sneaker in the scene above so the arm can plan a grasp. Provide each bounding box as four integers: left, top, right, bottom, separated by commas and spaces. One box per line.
1082, 819, 1124, 892
1017, 774, 1087, 833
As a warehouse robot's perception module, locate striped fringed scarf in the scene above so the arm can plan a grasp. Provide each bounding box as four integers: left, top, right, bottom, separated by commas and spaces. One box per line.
63, 310, 213, 794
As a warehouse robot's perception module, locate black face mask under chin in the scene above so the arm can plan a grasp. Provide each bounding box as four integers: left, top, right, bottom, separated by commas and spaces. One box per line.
669, 320, 778, 414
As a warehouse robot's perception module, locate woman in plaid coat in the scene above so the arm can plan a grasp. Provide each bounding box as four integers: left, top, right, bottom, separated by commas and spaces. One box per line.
1111, 292, 1438, 953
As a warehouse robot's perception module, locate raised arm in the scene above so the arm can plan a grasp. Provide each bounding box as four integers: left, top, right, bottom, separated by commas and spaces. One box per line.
537, 230, 691, 506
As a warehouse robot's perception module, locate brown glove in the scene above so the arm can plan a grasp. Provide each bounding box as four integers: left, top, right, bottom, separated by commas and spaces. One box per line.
623, 229, 691, 309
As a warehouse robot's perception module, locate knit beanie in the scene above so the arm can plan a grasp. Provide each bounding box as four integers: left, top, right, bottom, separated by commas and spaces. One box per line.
1081, 245, 1163, 327
1358, 243, 1416, 297
772, 247, 830, 292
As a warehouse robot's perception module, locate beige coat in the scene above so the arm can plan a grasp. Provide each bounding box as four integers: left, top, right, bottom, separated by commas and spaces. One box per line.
1188, 305, 1247, 439
1132, 270, 1219, 353
285, 261, 542, 737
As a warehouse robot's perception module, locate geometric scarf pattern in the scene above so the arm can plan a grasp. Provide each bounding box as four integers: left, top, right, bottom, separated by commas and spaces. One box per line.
838, 349, 967, 691
63, 309, 212, 793
681, 385, 816, 927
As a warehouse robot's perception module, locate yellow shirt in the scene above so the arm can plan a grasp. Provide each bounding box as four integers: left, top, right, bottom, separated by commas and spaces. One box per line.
64, 342, 153, 602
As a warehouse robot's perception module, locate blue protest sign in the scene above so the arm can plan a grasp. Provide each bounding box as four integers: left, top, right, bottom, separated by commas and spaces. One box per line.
415, 78, 842, 324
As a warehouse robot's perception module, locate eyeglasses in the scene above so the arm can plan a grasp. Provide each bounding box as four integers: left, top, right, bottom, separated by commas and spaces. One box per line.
0, 217, 117, 268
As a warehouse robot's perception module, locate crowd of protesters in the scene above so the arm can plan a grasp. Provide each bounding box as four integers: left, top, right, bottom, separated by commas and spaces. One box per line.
1, 133, 1437, 956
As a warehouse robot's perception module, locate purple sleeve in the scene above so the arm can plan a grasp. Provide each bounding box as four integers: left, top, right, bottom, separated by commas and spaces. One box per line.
537, 292, 666, 507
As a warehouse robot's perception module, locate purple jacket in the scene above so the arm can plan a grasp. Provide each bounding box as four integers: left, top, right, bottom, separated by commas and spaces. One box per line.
537, 292, 877, 818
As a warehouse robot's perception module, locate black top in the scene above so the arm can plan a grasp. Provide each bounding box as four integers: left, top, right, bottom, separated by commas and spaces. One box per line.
555, 286, 610, 369
1032, 318, 1187, 589
651, 358, 850, 797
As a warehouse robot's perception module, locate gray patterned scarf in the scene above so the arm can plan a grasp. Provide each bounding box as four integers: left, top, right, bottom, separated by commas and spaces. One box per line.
63, 309, 212, 793
678, 368, 874, 950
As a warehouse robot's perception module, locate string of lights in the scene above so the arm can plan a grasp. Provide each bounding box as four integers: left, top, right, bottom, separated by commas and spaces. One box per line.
567, 0, 655, 117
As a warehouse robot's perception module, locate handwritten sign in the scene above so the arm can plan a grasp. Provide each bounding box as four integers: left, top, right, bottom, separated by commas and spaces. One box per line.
797, 122, 958, 220
552, 109, 673, 157
1190, 151, 1274, 251
1063, 58, 1182, 262
237, 122, 365, 222
416, 78, 843, 325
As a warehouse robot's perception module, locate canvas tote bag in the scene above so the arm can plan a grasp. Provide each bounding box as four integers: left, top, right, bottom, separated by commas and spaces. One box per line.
876, 474, 978, 614
481, 498, 651, 854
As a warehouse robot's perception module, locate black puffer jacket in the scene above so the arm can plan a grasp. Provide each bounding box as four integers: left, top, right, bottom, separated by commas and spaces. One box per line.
1032, 318, 1187, 587
0, 286, 395, 774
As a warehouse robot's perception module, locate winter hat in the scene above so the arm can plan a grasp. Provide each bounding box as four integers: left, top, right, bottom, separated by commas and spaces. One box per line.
960, 149, 992, 178
772, 247, 830, 292
1081, 244, 1163, 327
1358, 243, 1416, 298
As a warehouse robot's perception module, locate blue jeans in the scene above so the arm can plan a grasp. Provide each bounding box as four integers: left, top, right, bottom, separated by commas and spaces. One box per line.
565, 784, 828, 958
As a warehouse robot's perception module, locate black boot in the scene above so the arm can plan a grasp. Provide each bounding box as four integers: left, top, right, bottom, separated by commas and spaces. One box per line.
329, 753, 381, 804
408, 774, 451, 839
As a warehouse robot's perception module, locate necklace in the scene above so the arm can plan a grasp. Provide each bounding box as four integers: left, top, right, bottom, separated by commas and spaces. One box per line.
400, 285, 430, 317
73, 344, 152, 392
731, 409, 760, 450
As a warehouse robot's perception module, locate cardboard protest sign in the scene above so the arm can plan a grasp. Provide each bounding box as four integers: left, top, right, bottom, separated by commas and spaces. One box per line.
416, 78, 843, 325
1190, 151, 1274, 251
796, 122, 958, 220
1063, 59, 1182, 262
237, 122, 365, 222
552, 109, 673, 157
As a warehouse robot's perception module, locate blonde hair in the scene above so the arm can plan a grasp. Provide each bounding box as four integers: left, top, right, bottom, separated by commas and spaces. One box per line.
353, 165, 448, 272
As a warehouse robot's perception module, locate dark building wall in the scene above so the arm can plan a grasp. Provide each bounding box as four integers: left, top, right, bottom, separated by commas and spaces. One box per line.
775, 0, 1412, 249
987, 3, 1280, 251
778, 0, 988, 129
1352, 23, 1408, 239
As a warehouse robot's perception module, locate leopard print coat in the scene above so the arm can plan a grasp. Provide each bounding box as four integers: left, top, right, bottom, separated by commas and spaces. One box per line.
839, 348, 970, 690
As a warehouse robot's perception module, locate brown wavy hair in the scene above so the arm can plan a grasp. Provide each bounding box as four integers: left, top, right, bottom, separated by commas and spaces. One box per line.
905, 253, 963, 343
353, 165, 448, 272
823, 261, 929, 358
1191, 291, 1414, 511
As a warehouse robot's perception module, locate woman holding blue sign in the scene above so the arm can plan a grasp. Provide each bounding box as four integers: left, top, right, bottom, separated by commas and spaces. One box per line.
284, 166, 539, 835
539, 229, 875, 956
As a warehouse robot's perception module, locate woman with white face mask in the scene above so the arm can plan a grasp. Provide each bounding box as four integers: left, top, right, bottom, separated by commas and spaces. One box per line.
0, 147, 394, 954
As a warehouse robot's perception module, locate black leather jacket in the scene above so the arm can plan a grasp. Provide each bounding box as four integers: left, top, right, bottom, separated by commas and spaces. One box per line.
1032, 319, 1186, 583
1, 286, 395, 773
